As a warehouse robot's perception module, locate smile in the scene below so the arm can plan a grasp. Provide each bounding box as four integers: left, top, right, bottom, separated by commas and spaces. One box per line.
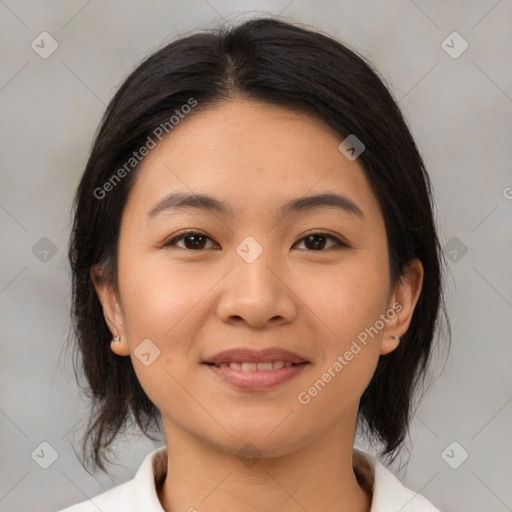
212, 361, 297, 370
203, 361, 309, 389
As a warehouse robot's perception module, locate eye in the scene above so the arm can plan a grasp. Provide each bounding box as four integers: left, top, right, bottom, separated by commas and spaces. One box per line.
162, 230, 218, 250
293, 232, 348, 251
162, 230, 348, 251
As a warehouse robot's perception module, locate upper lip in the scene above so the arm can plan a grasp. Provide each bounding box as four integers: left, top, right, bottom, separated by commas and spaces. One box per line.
203, 347, 309, 365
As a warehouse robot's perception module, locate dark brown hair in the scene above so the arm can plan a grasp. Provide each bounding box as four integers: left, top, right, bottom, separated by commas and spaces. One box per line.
68, 15, 450, 472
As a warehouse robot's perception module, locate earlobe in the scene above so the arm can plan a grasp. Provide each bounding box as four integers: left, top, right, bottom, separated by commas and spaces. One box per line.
110, 334, 130, 356
380, 334, 401, 355
380, 258, 424, 356
90, 266, 130, 356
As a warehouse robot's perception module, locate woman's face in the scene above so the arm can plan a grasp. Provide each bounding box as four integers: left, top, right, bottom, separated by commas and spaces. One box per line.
94, 98, 423, 458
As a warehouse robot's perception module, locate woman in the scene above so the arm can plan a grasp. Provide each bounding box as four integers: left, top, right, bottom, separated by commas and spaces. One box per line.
59, 16, 449, 512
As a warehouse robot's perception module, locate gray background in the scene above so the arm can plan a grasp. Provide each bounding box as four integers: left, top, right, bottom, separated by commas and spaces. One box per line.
1, 1, 511, 511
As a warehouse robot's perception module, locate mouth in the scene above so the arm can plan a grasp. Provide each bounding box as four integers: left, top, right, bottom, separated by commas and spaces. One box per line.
202, 347, 309, 367
204, 360, 306, 371
202, 347, 310, 389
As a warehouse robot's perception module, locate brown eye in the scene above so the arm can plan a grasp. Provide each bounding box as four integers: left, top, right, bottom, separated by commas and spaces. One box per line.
294, 232, 347, 251
163, 230, 218, 250
163, 230, 348, 251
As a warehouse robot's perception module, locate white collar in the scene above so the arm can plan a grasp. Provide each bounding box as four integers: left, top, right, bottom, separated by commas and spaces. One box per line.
61, 446, 441, 511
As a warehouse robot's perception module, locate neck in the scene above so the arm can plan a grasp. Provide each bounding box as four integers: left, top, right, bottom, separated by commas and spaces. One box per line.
157, 419, 373, 512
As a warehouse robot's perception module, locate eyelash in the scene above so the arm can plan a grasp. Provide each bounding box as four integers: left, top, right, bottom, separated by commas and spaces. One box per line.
162, 229, 348, 251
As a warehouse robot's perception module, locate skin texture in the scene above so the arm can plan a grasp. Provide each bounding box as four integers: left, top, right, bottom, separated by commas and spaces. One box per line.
93, 98, 423, 512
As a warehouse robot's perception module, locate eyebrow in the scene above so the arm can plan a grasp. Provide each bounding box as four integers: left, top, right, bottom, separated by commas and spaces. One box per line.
146, 191, 364, 222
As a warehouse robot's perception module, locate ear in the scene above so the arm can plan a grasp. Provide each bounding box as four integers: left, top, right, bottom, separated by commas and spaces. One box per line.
380, 258, 424, 356
90, 265, 130, 356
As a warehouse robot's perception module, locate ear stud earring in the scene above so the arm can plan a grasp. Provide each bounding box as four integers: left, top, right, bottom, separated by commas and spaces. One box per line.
391, 335, 400, 341
112, 336, 121, 343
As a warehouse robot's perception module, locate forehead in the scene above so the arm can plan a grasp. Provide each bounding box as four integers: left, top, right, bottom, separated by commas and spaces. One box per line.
123, 99, 383, 225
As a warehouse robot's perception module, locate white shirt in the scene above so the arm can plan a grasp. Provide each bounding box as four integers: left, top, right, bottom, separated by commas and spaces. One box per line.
57, 446, 441, 511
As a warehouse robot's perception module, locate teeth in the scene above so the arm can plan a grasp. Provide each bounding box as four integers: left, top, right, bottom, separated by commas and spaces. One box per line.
216, 360, 295, 370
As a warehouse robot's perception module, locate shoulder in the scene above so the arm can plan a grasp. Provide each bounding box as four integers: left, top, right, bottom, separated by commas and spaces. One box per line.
353, 449, 442, 512
55, 447, 167, 512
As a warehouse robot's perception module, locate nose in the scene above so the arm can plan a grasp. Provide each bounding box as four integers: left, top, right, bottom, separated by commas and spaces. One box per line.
216, 249, 298, 329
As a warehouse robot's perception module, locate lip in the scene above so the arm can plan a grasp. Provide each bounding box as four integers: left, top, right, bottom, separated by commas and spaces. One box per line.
202, 347, 310, 390
204, 362, 309, 390
203, 347, 308, 366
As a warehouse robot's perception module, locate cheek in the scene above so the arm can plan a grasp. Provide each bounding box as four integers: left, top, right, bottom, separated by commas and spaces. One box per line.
294, 350, 378, 440
116, 252, 218, 397
295, 261, 386, 417
293, 251, 390, 343
117, 250, 208, 339
292, 251, 390, 407
116, 253, 206, 415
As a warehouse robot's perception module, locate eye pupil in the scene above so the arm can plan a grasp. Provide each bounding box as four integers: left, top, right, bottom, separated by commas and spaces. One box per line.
305, 235, 327, 250
184, 235, 206, 249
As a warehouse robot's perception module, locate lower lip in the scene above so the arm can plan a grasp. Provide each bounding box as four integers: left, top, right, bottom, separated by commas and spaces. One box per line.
203, 363, 309, 390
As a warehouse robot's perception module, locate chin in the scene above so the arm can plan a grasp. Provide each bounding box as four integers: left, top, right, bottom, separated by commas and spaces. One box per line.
203, 423, 304, 459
